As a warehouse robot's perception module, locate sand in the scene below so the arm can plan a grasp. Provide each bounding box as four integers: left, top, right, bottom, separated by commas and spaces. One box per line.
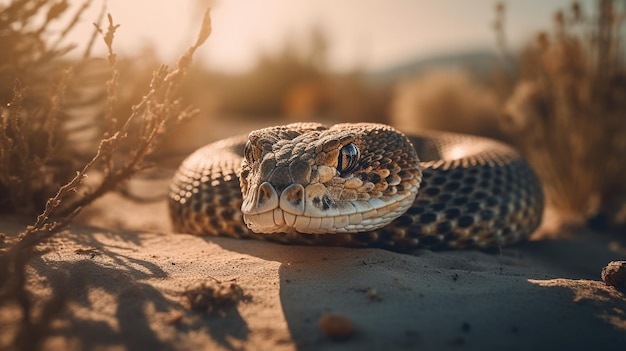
1, 119, 626, 350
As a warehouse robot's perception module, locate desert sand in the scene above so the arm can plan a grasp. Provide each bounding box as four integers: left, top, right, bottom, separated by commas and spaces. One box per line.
1, 177, 626, 351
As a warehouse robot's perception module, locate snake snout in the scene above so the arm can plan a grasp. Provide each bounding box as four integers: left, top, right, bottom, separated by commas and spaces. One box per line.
241, 181, 310, 234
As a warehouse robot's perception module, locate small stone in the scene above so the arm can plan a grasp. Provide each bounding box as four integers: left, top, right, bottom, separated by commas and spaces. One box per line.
366, 288, 382, 302
601, 261, 626, 290
319, 312, 355, 340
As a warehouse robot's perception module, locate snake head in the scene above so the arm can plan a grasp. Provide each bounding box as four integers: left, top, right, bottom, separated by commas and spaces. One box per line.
239, 123, 422, 235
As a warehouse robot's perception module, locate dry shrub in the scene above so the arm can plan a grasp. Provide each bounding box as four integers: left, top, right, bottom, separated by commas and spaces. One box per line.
0, 1, 212, 348
502, 1, 626, 226
184, 27, 388, 123
282, 72, 390, 122
323, 72, 392, 123
0, 1, 164, 215
0, 2, 202, 216
214, 31, 325, 118
0, 0, 95, 214
390, 68, 503, 139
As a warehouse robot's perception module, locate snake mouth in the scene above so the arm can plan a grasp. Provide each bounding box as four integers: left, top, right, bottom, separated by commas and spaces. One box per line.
241, 181, 418, 234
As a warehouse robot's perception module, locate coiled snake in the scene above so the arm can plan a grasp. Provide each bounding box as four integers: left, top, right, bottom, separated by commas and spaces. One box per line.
168, 123, 543, 249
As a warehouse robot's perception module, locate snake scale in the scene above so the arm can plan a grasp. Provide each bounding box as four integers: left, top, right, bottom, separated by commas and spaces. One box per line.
168, 123, 543, 249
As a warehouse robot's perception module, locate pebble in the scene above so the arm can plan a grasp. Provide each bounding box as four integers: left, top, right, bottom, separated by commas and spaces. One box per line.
319, 312, 355, 340
601, 261, 626, 289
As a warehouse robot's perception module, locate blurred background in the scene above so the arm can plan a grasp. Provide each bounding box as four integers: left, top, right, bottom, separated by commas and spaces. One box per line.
56, 0, 578, 141
1, 0, 625, 230
70, 1, 573, 72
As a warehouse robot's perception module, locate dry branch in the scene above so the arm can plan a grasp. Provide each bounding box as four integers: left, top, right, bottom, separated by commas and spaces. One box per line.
0, 3, 212, 349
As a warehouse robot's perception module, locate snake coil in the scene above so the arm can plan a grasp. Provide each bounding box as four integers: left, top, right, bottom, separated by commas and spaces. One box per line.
169, 123, 543, 249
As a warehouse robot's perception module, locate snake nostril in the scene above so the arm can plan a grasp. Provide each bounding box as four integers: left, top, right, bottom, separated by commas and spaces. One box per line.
322, 196, 333, 210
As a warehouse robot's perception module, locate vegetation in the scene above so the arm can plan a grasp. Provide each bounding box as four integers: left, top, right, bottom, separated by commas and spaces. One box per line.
180, 28, 389, 123
391, 68, 504, 140
501, 0, 626, 227
0, 1, 211, 349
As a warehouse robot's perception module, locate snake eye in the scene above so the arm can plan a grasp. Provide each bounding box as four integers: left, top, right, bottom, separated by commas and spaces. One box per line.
337, 143, 360, 174
244, 141, 255, 163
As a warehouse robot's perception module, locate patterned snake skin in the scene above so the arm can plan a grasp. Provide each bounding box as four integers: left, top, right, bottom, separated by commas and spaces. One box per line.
168, 123, 543, 249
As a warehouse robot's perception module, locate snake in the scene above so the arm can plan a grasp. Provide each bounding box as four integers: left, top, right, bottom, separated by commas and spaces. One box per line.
168, 123, 543, 249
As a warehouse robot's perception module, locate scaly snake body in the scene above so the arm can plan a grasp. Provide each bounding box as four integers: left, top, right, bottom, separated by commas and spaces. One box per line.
169, 123, 543, 249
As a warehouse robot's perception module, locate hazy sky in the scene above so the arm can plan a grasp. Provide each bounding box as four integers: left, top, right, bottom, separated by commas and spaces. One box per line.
62, 0, 576, 72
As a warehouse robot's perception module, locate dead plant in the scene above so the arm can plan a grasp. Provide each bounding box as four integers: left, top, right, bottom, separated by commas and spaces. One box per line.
500, 1, 626, 228
0, 1, 212, 349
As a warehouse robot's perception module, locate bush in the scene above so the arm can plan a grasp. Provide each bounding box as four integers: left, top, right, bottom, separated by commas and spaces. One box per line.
390, 68, 504, 140
502, 1, 626, 226
0, 2, 211, 348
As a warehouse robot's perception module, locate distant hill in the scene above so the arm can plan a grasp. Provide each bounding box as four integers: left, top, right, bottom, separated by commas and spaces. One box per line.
366, 49, 511, 84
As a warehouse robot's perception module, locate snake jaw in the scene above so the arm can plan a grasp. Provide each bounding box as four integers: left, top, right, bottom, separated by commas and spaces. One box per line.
239, 123, 422, 235
241, 180, 420, 234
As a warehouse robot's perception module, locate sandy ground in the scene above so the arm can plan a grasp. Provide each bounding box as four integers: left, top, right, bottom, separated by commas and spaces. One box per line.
1, 120, 626, 350
1, 175, 626, 351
